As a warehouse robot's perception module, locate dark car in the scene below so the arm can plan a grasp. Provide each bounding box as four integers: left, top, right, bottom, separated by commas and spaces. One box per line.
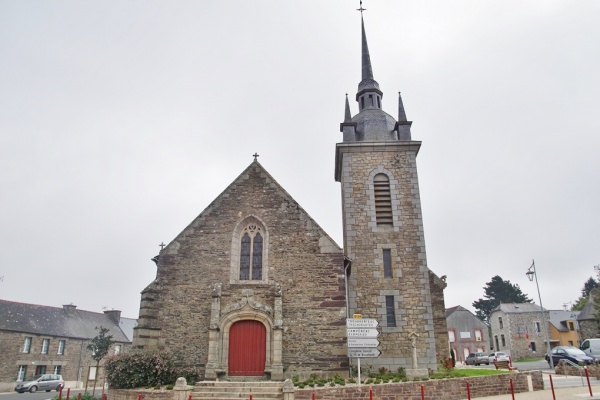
545, 346, 594, 366
466, 352, 490, 366
14, 374, 64, 393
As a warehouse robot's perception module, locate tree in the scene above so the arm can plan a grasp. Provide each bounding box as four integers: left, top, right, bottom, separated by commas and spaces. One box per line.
472, 275, 532, 324
87, 326, 114, 395
572, 277, 598, 311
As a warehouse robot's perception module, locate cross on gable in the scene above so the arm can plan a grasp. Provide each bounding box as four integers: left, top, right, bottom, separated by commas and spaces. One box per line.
253, 153, 259, 161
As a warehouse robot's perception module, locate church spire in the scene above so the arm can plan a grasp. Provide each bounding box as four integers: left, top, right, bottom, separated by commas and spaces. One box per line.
360, 15, 374, 84
356, 13, 382, 111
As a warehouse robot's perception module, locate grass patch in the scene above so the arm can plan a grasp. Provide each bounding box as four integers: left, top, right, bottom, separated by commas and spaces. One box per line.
431, 369, 509, 379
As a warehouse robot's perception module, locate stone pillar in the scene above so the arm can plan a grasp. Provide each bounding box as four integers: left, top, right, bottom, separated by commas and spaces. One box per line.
282, 379, 295, 400
205, 283, 222, 380
173, 377, 193, 400
271, 283, 284, 380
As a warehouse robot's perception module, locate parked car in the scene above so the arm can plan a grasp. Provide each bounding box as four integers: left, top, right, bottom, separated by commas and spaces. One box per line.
14, 374, 64, 393
546, 346, 594, 366
488, 351, 510, 363
466, 352, 490, 366
580, 339, 600, 360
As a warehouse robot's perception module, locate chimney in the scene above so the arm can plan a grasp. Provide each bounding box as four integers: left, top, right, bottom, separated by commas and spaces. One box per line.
62, 304, 77, 316
104, 309, 122, 324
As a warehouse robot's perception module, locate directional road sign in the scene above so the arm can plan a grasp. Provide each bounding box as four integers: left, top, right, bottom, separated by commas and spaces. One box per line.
346, 328, 380, 338
346, 318, 379, 328
347, 348, 381, 358
347, 338, 379, 348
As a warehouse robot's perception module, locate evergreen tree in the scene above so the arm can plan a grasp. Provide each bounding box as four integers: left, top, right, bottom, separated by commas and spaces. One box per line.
572, 277, 598, 311
473, 275, 532, 324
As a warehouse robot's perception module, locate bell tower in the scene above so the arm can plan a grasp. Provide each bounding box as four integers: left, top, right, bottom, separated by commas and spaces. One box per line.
335, 12, 438, 375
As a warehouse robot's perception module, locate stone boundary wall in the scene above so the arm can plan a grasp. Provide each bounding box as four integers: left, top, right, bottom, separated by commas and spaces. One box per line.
555, 363, 600, 379
109, 372, 542, 400
295, 372, 543, 400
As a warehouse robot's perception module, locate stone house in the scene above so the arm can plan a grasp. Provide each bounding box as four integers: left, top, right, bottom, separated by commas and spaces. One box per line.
578, 288, 600, 340
133, 14, 448, 380
445, 306, 490, 363
0, 300, 136, 392
489, 303, 551, 360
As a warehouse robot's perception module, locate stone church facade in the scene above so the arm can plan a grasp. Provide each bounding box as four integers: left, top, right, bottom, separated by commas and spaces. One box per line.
133, 14, 448, 380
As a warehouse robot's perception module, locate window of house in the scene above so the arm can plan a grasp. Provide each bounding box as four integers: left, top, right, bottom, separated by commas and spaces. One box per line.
41, 339, 49, 354
568, 340, 574, 346
501, 334, 506, 347
448, 330, 456, 343
385, 296, 396, 327
17, 366, 27, 381
475, 330, 483, 341
498, 317, 503, 329
535, 321, 541, 334
239, 225, 263, 280
57, 340, 65, 355
529, 342, 536, 352
35, 365, 46, 376
383, 249, 392, 278
374, 174, 392, 226
54, 366, 62, 375
23, 337, 32, 353
114, 344, 121, 354
494, 336, 499, 350
568, 322, 575, 331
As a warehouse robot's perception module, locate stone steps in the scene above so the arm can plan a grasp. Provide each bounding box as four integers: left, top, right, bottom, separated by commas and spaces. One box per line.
192, 381, 284, 400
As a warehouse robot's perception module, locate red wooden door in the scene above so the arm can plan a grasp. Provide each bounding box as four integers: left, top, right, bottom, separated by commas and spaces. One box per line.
228, 320, 266, 376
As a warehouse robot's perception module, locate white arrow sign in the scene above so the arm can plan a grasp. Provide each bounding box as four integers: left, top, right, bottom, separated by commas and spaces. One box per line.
346, 318, 379, 328
346, 328, 380, 338
348, 348, 381, 358
347, 338, 380, 348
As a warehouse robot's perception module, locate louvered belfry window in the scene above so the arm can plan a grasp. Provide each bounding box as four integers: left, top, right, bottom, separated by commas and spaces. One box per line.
374, 173, 393, 226
239, 224, 263, 280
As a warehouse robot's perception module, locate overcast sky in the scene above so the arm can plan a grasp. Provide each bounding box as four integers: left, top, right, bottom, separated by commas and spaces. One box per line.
1, 1, 598, 320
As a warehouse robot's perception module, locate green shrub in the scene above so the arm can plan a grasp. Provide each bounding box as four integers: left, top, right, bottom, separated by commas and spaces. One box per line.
104, 351, 200, 389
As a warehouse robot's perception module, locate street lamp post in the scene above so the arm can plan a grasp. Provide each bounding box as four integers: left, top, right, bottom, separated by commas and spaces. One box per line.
526, 259, 553, 369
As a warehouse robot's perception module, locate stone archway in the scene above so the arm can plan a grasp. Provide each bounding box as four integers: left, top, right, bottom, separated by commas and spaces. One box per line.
205, 286, 284, 381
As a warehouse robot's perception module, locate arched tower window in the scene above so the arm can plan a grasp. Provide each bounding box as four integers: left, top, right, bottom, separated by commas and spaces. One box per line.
374, 173, 392, 226
231, 216, 268, 283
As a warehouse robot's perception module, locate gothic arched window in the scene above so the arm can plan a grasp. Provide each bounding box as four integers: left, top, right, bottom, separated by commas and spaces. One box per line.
237, 222, 264, 281
374, 173, 392, 226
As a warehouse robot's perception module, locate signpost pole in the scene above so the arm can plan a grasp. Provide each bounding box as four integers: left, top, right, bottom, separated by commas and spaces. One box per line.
357, 357, 361, 385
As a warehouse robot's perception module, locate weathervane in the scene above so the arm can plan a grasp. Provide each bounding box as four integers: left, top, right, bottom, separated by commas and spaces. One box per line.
357, 0, 366, 14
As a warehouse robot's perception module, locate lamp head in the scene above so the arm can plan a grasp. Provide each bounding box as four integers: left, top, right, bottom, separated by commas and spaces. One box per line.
526, 269, 535, 282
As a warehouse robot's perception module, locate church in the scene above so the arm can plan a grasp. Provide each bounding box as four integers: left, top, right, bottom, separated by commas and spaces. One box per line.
132, 12, 448, 381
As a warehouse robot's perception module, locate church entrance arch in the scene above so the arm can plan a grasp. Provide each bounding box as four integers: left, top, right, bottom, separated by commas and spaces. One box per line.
228, 320, 266, 376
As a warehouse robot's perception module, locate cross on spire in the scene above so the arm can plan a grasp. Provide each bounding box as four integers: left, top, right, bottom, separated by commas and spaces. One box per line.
357, 0, 366, 14
159, 242, 166, 250
253, 153, 259, 161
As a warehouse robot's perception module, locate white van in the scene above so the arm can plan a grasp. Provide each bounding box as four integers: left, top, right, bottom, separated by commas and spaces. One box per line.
580, 339, 600, 360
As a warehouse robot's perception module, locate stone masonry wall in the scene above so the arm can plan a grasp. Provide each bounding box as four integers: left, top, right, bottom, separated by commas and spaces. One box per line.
338, 144, 438, 371
295, 371, 543, 399
134, 163, 348, 379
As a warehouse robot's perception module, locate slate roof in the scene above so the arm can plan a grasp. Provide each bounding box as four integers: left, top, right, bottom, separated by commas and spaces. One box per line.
445, 305, 470, 318
548, 310, 580, 332
578, 288, 598, 321
0, 299, 135, 342
491, 303, 547, 314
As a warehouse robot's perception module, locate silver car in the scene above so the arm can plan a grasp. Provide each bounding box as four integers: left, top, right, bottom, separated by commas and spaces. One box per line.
15, 374, 64, 393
